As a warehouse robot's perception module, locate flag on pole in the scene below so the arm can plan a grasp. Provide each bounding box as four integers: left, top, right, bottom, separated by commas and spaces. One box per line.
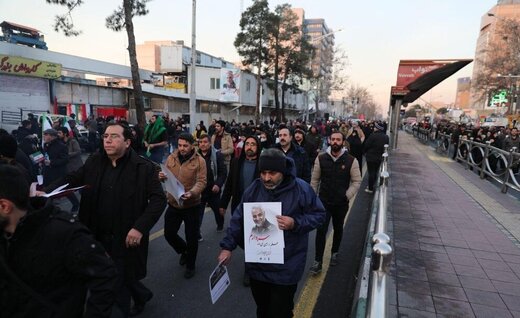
41, 113, 53, 148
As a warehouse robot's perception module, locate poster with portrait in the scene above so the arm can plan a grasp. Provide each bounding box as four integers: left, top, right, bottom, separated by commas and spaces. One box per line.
219, 68, 240, 102
243, 202, 284, 264
209, 262, 230, 304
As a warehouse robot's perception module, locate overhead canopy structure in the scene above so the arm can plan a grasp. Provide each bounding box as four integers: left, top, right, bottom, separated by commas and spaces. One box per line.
389, 59, 473, 149
390, 59, 473, 105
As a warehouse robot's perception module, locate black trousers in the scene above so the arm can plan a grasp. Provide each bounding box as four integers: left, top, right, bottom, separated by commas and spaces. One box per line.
314, 204, 349, 262
250, 278, 298, 318
129, 280, 152, 306
164, 204, 200, 270
366, 160, 381, 191
199, 192, 224, 232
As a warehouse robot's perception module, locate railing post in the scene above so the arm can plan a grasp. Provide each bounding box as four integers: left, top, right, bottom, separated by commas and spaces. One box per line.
465, 139, 473, 170
502, 148, 516, 193
447, 134, 452, 157
481, 141, 491, 179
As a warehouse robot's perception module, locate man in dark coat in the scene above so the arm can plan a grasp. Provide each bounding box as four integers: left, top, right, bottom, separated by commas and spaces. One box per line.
197, 135, 227, 238
42, 128, 68, 187
363, 122, 389, 193
0, 165, 117, 318
45, 122, 166, 317
275, 127, 311, 182
219, 135, 262, 215
219, 135, 262, 286
218, 149, 326, 317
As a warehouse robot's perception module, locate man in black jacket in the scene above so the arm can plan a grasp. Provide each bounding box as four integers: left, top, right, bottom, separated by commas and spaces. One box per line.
309, 132, 362, 274
275, 127, 311, 182
0, 165, 117, 318
197, 135, 227, 239
42, 129, 68, 187
44, 122, 166, 317
219, 135, 262, 286
363, 122, 389, 193
219, 135, 262, 216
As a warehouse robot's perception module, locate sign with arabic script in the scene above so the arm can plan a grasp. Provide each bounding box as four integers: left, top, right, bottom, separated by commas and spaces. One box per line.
396, 61, 444, 88
0, 55, 62, 79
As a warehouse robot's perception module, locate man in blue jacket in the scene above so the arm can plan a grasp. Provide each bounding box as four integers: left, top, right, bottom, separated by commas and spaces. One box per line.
218, 148, 326, 318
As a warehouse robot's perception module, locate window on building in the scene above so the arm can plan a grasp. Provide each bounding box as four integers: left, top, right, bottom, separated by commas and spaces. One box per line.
210, 78, 221, 90
246, 79, 251, 92
196, 53, 201, 64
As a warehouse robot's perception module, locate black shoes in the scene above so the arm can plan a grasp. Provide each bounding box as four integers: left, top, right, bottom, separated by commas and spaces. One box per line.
184, 268, 195, 279
179, 253, 187, 266
309, 261, 322, 275
129, 293, 153, 317
330, 253, 339, 266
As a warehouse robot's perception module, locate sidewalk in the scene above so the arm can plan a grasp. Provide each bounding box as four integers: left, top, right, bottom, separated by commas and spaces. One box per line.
388, 132, 520, 318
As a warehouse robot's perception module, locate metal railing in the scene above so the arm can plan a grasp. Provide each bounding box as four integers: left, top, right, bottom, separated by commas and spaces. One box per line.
352, 145, 393, 317
456, 139, 520, 193
409, 130, 520, 194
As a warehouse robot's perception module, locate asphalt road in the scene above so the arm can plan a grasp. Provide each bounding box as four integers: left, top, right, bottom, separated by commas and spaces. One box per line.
52, 154, 374, 317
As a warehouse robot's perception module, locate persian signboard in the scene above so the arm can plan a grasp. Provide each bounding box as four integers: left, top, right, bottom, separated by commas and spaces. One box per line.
0, 55, 62, 79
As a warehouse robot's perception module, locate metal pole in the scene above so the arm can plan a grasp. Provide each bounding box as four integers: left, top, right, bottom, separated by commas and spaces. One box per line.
189, 0, 197, 133
390, 99, 402, 149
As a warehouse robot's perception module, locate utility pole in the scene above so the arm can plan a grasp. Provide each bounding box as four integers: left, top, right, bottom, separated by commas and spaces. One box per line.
189, 0, 197, 133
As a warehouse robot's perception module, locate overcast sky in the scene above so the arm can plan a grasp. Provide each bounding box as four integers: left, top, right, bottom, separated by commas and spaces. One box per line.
1, 0, 498, 112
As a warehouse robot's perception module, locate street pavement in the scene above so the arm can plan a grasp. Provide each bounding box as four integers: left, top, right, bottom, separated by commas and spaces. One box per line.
55, 151, 375, 317
388, 131, 520, 317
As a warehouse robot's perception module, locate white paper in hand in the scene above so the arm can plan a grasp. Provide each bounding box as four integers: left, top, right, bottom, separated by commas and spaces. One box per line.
160, 164, 185, 206
209, 263, 230, 304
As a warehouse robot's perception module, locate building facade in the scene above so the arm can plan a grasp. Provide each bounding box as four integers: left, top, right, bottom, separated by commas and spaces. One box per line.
471, 1, 520, 110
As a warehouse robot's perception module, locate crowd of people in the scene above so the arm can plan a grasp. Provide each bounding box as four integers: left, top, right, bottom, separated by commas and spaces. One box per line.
419, 121, 519, 172
0, 113, 389, 318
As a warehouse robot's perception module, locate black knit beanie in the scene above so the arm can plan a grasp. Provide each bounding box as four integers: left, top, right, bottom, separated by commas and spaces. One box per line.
259, 148, 286, 173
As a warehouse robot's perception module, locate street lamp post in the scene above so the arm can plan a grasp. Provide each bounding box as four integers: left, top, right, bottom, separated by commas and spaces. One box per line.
189, 0, 197, 133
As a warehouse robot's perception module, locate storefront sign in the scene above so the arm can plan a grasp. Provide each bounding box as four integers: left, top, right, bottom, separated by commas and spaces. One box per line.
0, 55, 62, 79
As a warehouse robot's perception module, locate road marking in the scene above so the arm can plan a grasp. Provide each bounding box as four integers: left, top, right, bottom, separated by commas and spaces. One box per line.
294, 163, 366, 317
149, 229, 164, 241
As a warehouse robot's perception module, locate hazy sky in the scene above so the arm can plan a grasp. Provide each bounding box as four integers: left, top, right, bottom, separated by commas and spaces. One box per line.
1, 0, 498, 111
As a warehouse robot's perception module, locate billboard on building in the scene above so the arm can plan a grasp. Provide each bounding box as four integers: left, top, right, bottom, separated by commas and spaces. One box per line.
220, 68, 240, 102
0, 55, 61, 79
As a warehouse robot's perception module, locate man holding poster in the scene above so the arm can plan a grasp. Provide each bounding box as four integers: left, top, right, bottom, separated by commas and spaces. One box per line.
218, 148, 326, 317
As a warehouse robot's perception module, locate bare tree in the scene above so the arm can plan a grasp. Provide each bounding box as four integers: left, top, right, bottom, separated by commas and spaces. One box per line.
46, 0, 150, 128
472, 18, 520, 106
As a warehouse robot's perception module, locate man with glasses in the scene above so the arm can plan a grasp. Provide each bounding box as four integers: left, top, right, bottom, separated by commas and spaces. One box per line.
219, 135, 262, 286
43, 122, 166, 317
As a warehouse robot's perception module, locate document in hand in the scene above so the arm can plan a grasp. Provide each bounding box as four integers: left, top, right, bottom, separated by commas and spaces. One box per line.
160, 164, 185, 206
209, 262, 230, 304
43, 183, 86, 198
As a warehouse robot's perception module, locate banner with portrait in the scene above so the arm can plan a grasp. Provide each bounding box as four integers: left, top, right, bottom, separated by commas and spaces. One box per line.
219, 68, 240, 102
243, 202, 284, 264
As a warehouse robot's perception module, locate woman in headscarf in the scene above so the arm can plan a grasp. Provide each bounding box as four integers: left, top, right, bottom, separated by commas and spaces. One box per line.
143, 115, 168, 163
192, 123, 207, 141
